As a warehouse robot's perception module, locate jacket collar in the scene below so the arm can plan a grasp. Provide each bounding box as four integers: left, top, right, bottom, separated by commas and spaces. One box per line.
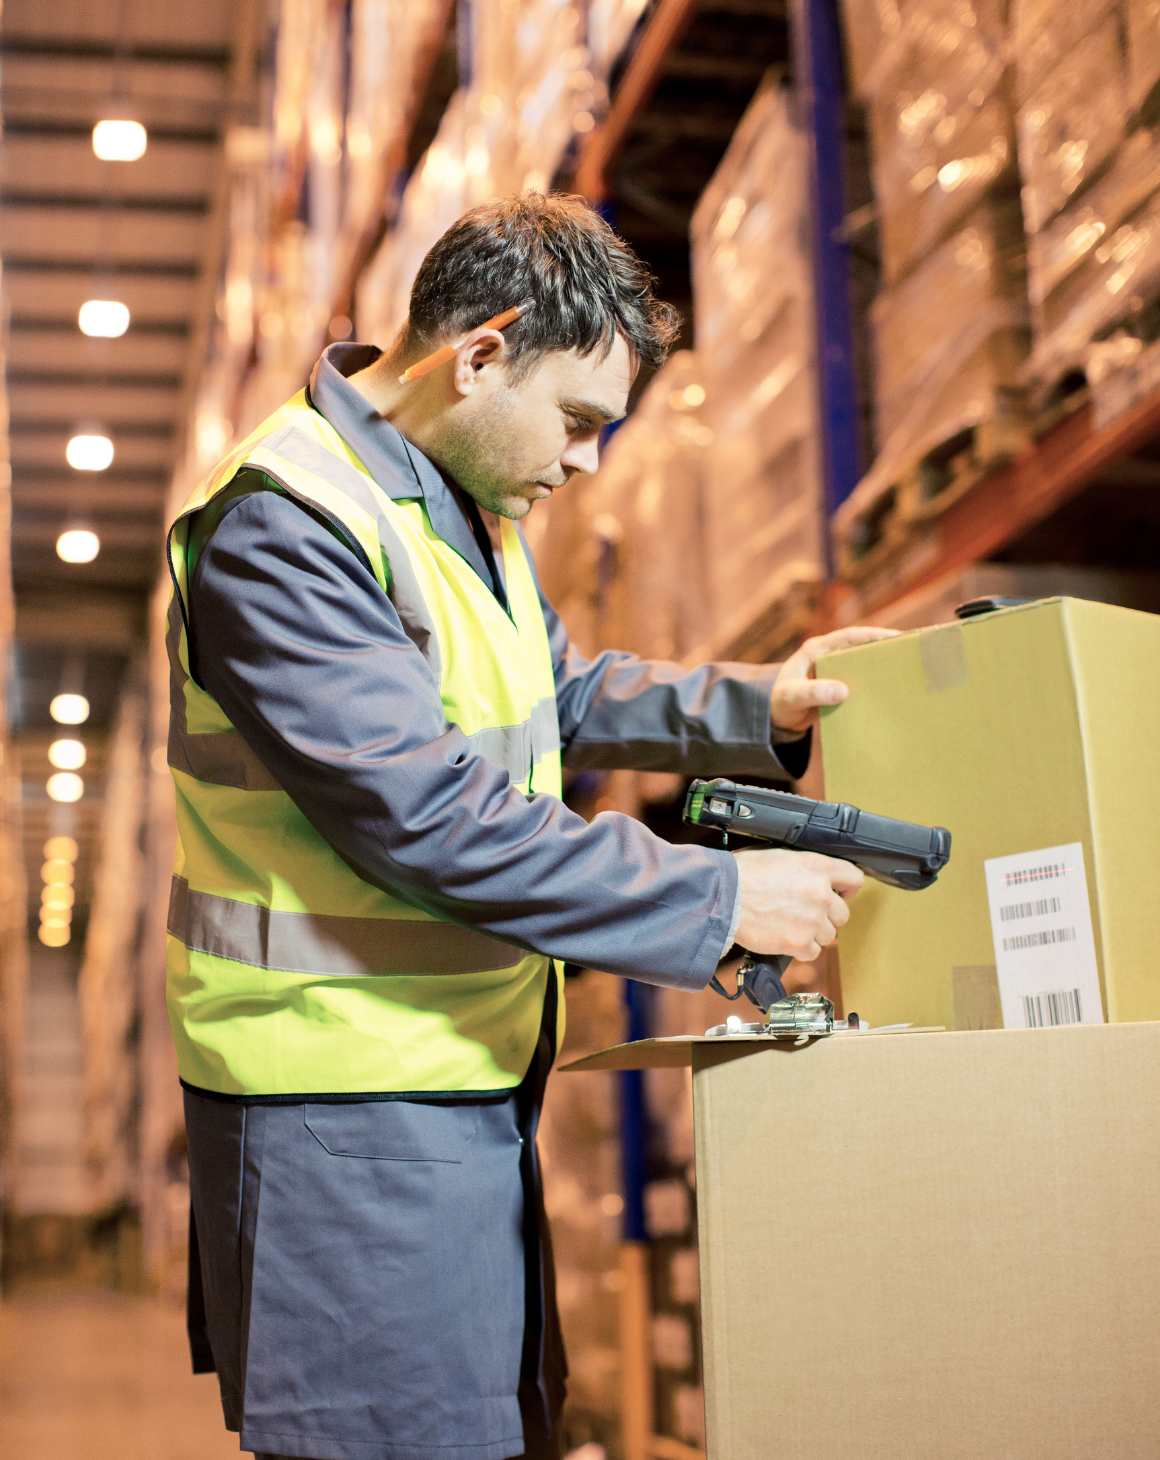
307, 343, 506, 605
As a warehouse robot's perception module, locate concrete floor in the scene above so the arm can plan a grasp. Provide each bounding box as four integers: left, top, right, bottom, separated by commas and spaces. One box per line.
0, 1293, 246, 1460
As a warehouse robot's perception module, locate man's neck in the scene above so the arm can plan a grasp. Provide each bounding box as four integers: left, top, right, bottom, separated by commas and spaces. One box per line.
348, 353, 506, 550
348, 352, 434, 449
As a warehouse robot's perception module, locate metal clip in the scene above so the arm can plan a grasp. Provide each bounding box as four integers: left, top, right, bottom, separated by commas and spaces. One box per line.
762, 991, 835, 1043
706, 992, 835, 1041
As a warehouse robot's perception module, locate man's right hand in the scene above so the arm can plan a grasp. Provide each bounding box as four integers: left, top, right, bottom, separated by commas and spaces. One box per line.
732, 848, 864, 963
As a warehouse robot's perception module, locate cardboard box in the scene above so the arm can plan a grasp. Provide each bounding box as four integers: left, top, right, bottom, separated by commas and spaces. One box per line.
564, 1021, 1160, 1460
818, 596, 1160, 1030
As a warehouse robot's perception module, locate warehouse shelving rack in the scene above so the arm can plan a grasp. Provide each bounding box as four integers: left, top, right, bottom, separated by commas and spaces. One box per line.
577, 0, 1160, 646
814, 387, 1160, 632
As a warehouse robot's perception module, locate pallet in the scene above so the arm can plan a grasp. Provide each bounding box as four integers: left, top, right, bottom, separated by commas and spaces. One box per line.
833, 482, 911, 582
897, 395, 1029, 525
835, 393, 1029, 582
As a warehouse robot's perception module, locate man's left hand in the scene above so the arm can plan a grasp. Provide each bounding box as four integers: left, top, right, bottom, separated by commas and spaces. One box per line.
770, 626, 899, 735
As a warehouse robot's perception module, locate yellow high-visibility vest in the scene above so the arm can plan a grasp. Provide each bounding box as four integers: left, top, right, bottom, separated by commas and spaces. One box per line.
165, 394, 563, 1095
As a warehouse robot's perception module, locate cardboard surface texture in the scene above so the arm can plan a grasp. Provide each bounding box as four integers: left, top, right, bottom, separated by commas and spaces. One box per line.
818, 597, 1160, 1029
684, 1023, 1160, 1460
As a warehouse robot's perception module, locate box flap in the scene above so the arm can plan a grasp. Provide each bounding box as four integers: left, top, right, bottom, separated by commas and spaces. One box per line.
560, 1027, 945, 1071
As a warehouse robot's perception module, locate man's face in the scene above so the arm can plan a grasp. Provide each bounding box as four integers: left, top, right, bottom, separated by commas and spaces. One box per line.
429, 334, 635, 519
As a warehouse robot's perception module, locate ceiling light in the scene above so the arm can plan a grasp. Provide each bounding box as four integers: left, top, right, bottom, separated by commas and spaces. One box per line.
79, 299, 130, 338
47, 772, 84, 803
50, 693, 89, 725
40, 903, 72, 924
42, 860, 76, 885
56, 529, 101, 563
42, 885, 75, 909
39, 925, 71, 947
49, 739, 86, 770
66, 435, 114, 471
44, 835, 79, 862
93, 119, 147, 161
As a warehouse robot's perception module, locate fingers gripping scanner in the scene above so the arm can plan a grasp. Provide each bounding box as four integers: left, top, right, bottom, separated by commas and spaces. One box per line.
683, 779, 952, 1032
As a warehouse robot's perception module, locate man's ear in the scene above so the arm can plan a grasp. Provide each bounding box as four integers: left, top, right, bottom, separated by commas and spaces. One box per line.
451, 328, 506, 396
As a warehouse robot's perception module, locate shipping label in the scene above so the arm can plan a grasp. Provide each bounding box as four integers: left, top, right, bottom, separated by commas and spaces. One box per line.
983, 842, 1104, 1029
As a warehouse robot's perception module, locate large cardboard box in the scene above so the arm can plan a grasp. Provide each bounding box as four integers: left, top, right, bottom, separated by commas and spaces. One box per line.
565, 1021, 1160, 1460
818, 596, 1160, 1030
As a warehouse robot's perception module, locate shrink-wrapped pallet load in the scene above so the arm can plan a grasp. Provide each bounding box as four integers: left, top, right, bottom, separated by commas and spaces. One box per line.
1014, 0, 1130, 237
1128, 0, 1160, 116
691, 80, 826, 656
1025, 126, 1160, 397
835, 198, 1030, 577
833, 0, 1029, 583
862, 0, 1015, 285
1013, 0, 1160, 405
839, 0, 905, 100
358, 0, 648, 345
871, 201, 1029, 517
343, 0, 449, 245
534, 352, 711, 662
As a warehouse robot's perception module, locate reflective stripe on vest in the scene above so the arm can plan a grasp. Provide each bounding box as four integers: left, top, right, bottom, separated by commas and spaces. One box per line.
164, 394, 564, 1096
168, 877, 528, 977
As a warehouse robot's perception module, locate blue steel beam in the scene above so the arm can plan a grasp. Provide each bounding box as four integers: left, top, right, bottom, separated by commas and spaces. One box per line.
790, 0, 862, 525
620, 979, 651, 1242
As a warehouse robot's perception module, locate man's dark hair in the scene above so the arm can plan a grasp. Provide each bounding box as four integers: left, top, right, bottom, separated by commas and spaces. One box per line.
402, 193, 680, 377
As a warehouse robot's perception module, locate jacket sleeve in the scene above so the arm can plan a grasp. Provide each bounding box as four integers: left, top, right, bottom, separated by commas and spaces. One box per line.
521, 537, 813, 781
184, 489, 737, 990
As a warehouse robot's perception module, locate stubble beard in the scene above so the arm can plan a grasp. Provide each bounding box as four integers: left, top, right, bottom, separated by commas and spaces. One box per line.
429, 394, 537, 521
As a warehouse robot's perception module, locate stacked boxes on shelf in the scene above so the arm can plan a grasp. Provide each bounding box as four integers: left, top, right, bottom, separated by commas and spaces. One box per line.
690, 80, 826, 657
835, 0, 1029, 581
1128, 0, 1160, 117
865, 0, 1016, 285
537, 77, 824, 662
840, 197, 1029, 573
169, 1, 445, 517
537, 352, 712, 662
358, 0, 647, 346
1016, 0, 1160, 409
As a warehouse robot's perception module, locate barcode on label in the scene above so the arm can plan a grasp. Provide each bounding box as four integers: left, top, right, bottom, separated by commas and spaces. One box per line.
1004, 862, 1069, 887
999, 896, 1062, 922
1002, 926, 1076, 952
1023, 989, 1082, 1027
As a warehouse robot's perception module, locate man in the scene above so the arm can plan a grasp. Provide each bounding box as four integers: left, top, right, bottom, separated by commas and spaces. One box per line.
169, 194, 887, 1460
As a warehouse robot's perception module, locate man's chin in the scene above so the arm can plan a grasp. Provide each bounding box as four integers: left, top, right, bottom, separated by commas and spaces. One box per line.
492, 493, 538, 520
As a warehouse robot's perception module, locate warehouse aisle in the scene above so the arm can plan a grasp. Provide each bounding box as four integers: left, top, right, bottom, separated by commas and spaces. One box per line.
0, 1294, 244, 1460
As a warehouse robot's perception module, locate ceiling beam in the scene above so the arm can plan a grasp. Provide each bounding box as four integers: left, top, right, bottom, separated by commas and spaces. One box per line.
11, 484, 166, 513
16, 593, 145, 651
2, 190, 210, 214
8, 317, 191, 337
8, 370, 184, 390
8, 419, 175, 438
2, 118, 220, 145
13, 465, 169, 484
2, 257, 200, 278
11, 521, 164, 549
0, 36, 230, 68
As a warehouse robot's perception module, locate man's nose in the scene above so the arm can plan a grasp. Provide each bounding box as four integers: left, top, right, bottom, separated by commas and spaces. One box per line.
561, 436, 601, 477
